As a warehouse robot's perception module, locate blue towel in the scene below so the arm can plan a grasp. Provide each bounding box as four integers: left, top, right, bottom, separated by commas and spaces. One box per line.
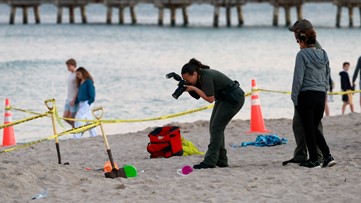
231, 134, 288, 148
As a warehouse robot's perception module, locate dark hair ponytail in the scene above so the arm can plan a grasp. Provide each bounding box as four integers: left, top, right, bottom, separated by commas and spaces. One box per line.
295, 28, 316, 46
181, 58, 210, 75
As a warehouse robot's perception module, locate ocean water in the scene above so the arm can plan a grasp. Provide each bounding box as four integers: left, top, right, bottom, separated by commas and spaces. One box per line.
0, 3, 360, 142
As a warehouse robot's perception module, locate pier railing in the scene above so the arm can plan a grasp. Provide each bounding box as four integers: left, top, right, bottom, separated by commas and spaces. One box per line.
1, 0, 360, 27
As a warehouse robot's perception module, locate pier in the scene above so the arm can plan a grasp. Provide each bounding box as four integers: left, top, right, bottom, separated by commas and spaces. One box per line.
0, 0, 360, 27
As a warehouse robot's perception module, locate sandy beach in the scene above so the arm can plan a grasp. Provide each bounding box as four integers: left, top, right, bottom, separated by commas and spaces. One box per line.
1, 113, 361, 202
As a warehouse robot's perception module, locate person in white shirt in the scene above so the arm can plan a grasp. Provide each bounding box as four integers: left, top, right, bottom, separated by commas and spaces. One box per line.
63, 58, 78, 128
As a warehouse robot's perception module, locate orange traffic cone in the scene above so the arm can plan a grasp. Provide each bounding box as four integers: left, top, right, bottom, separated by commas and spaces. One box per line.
247, 79, 269, 133
2, 98, 16, 146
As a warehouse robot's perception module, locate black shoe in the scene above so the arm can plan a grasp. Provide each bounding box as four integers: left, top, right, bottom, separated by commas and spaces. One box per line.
282, 158, 306, 166
322, 155, 336, 168
193, 162, 215, 169
216, 162, 229, 168
300, 160, 321, 168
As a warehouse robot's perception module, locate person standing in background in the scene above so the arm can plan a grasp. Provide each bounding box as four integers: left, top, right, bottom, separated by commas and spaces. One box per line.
340, 62, 354, 114
291, 26, 336, 168
283, 19, 323, 166
73, 67, 96, 139
63, 58, 78, 128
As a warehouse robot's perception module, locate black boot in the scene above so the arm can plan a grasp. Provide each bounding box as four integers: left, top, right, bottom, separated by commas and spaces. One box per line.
216, 161, 229, 168
193, 162, 215, 169
322, 155, 336, 168
299, 160, 321, 168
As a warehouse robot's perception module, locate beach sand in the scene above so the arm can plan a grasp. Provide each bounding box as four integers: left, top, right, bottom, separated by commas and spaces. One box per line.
1, 113, 361, 202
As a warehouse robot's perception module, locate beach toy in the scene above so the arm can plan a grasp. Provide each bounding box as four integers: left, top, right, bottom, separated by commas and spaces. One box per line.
182, 165, 193, 175
177, 165, 193, 176
104, 161, 119, 173
92, 107, 126, 179
124, 165, 137, 178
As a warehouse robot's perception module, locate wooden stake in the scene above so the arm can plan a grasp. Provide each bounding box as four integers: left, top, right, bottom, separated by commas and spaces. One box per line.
158, 7, 164, 26
182, 6, 188, 26
130, 6, 137, 24
237, 4, 244, 27
81, 5, 87, 24
348, 5, 353, 27
23, 6, 28, 24
336, 5, 341, 28
226, 5, 231, 27
213, 5, 219, 27
34, 6, 40, 24
69, 6, 74, 24
296, 4, 303, 20
273, 5, 279, 26
285, 6, 291, 27
57, 6, 62, 24
10, 6, 16, 24
106, 6, 112, 24
119, 6, 124, 24
170, 7, 176, 26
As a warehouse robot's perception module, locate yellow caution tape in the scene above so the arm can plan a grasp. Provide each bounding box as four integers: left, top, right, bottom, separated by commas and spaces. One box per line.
0, 112, 50, 129
0, 121, 100, 154
257, 89, 292, 95
255, 88, 361, 96
58, 92, 253, 123
11, 107, 47, 116
59, 104, 216, 123
6, 88, 361, 126
328, 90, 361, 95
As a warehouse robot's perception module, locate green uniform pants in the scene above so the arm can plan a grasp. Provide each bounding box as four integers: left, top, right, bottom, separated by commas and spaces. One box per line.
292, 107, 323, 162
203, 92, 244, 167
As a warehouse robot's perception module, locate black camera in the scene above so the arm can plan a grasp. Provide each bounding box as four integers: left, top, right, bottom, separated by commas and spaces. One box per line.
166, 72, 187, 99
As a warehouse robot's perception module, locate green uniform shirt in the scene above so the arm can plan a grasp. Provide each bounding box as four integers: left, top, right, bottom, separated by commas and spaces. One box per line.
200, 69, 234, 99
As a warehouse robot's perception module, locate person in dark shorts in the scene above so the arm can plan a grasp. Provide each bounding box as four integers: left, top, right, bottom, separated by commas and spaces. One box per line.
339, 62, 354, 114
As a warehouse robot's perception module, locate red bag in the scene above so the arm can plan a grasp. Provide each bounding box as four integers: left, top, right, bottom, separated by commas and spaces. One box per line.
147, 126, 183, 158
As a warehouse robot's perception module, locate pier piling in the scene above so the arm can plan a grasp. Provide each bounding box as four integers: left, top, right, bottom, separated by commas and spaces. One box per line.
3, 0, 360, 27
334, 0, 361, 28
9, 1, 41, 24
56, 0, 87, 24
212, 0, 246, 27
105, 0, 137, 25
271, 0, 302, 27
155, 0, 191, 26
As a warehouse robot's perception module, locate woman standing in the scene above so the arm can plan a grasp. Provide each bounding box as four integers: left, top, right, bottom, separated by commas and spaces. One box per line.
291, 28, 336, 168
181, 58, 245, 169
73, 67, 96, 138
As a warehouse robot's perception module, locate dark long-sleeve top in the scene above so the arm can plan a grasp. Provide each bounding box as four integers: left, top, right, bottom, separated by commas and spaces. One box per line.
339, 71, 352, 91
76, 79, 95, 105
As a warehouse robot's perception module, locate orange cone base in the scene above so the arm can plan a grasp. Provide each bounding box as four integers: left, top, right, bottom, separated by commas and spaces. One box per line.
247, 106, 269, 133
2, 126, 16, 147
